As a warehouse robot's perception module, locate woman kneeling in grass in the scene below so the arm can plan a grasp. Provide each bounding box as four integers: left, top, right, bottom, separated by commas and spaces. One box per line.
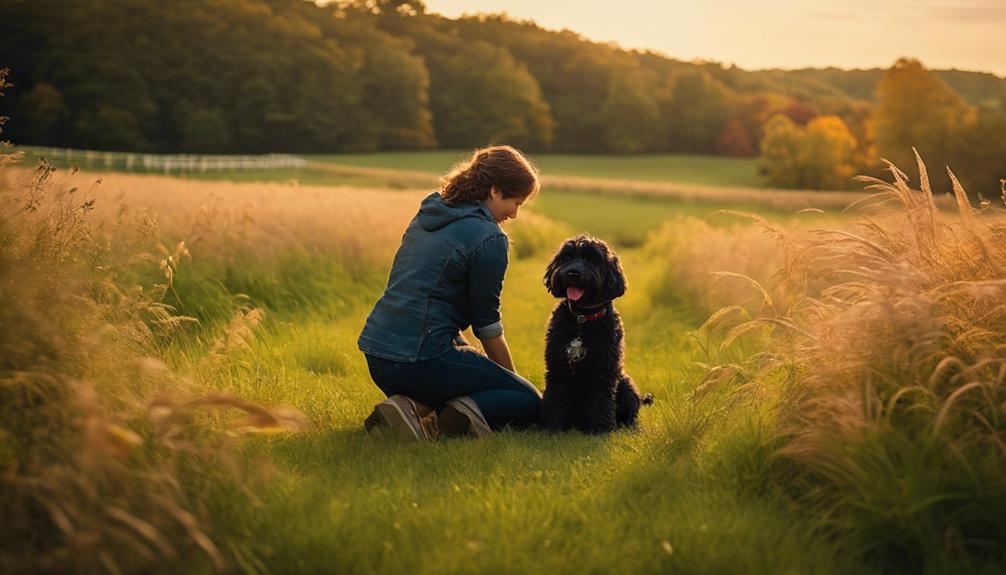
357, 146, 543, 441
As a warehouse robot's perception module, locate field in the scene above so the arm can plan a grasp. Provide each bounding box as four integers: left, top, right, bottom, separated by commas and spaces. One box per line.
3, 151, 1005, 574
13, 147, 765, 195
311, 151, 765, 188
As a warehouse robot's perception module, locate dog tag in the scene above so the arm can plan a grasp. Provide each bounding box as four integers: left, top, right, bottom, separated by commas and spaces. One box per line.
566, 337, 586, 364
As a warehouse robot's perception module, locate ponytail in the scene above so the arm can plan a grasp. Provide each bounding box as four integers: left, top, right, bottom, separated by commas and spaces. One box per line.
440, 145, 539, 206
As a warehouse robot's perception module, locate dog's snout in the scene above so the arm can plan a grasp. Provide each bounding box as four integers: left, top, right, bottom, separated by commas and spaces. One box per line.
565, 269, 581, 279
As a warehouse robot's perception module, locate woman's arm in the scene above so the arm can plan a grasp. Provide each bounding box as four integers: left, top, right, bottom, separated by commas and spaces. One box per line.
468, 234, 514, 371
479, 333, 516, 373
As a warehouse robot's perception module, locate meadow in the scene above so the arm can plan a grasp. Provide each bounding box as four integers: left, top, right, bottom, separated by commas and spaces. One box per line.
15, 147, 862, 208
310, 151, 765, 188
3, 149, 1004, 574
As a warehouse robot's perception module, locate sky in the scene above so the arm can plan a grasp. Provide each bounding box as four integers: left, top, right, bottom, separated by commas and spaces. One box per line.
421, 0, 1006, 76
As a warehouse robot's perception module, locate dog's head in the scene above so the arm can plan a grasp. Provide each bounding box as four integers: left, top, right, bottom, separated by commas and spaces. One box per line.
543, 235, 626, 304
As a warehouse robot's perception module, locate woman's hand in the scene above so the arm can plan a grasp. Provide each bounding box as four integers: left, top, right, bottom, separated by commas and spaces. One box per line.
479, 333, 516, 374
452, 332, 472, 349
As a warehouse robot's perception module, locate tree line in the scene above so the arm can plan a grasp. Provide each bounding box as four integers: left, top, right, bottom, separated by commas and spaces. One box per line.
760, 58, 1006, 194
1, 0, 1004, 193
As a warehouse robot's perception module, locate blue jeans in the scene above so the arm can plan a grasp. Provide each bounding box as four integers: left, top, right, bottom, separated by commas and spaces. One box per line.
364, 348, 542, 430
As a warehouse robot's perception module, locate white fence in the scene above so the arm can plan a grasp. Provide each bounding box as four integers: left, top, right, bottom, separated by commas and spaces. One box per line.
18, 146, 308, 174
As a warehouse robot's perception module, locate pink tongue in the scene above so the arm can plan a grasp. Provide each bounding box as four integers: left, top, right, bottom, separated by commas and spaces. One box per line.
567, 287, 584, 301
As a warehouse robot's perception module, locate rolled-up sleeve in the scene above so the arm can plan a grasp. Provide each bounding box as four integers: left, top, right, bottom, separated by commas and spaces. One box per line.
469, 234, 509, 340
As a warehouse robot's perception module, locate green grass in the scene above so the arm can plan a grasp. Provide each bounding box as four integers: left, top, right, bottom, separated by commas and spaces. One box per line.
527, 189, 796, 248
310, 150, 470, 174
311, 151, 764, 187
154, 191, 873, 574
11, 147, 997, 573
179, 251, 856, 575
13, 148, 423, 189
16, 147, 774, 194
49, 151, 763, 191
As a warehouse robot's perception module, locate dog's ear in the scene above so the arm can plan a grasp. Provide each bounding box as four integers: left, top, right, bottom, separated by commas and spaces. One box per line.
544, 239, 575, 294
604, 250, 627, 300
543, 254, 558, 293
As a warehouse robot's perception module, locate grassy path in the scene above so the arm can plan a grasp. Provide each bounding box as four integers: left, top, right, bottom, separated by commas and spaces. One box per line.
196, 245, 860, 574
101, 167, 860, 572
9, 157, 993, 572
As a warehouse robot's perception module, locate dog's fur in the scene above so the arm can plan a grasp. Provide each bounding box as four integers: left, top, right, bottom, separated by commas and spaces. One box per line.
539, 235, 651, 434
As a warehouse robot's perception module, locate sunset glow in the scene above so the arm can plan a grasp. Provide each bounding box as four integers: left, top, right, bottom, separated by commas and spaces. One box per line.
424, 0, 1006, 75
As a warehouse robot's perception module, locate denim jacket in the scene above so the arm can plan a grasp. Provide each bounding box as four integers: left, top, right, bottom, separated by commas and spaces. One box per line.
357, 192, 509, 362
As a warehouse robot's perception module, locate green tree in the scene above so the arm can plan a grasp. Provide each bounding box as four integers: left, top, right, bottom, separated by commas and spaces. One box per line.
548, 51, 611, 152
7, 0, 1006, 158
954, 108, 1006, 201
359, 38, 437, 149
427, 41, 553, 150
663, 72, 732, 153
72, 106, 148, 151
599, 67, 662, 153
873, 58, 973, 186
232, 76, 282, 153
179, 108, 232, 153
20, 83, 67, 144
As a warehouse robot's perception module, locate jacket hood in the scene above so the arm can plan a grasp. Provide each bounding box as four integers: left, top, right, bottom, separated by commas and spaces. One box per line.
418, 191, 495, 231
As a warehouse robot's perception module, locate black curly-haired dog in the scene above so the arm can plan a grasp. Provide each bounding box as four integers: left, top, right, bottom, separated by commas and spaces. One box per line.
540, 235, 651, 434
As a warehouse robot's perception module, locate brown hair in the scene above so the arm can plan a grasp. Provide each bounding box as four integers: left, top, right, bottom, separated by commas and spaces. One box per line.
440, 145, 540, 206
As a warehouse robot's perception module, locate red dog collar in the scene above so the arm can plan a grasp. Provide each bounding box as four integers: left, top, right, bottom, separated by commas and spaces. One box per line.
566, 300, 608, 323
575, 308, 606, 323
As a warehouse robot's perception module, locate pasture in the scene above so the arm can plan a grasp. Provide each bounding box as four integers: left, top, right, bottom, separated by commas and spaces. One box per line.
3, 152, 1004, 574
311, 151, 765, 188
16, 147, 764, 188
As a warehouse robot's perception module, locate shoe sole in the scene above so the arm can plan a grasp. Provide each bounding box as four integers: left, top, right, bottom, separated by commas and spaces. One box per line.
373, 398, 430, 441
440, 397, 492, 438
363, 407, 383, 433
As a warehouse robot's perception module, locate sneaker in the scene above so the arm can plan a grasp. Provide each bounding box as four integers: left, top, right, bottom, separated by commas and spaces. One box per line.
363, 395, 435, 441
438, 396, 492, 438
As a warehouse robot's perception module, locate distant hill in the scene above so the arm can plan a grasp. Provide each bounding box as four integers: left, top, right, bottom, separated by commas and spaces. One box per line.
1, 0, 1003, 155
727, 66, 1006, 107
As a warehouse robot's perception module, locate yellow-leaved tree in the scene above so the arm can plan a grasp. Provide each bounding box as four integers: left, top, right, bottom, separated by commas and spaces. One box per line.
760, 114, 857, 189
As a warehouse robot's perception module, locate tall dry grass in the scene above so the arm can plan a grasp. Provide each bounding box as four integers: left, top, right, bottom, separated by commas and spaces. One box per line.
62, 170, 425, 269
643, 216, 788, 319
0, 151, 317, 572
0, 166, 430, 325
0, 151, 572, 571
698, 153, 1006, 567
